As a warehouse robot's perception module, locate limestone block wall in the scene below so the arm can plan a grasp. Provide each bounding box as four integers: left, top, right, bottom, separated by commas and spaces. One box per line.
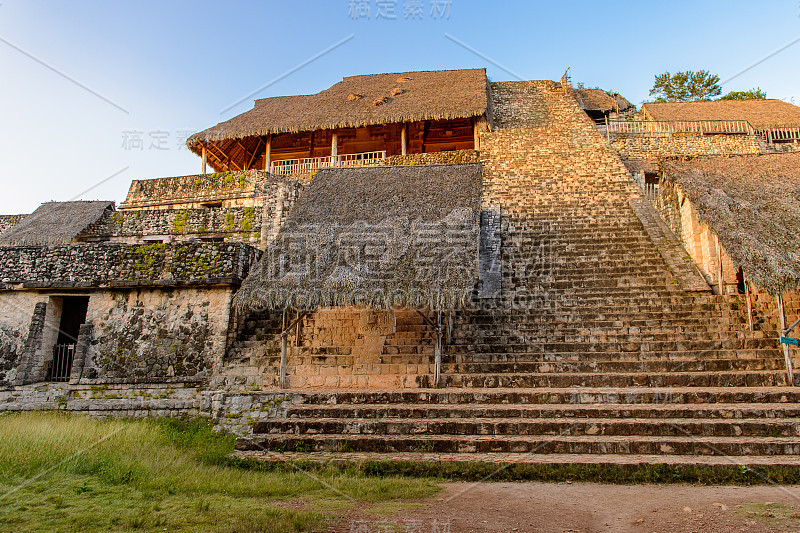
0, 292, 45, 385
82, 286, 234, 382
0, 215, 26, 235
84, 207, 263, 246
381, 149, 480, 166
119, 170, 300, 211
283, 308, 435, 388
611, 134, 761, 161
0, 242, 260, 289
655, 180, 739, 292
0, 285, 235, 386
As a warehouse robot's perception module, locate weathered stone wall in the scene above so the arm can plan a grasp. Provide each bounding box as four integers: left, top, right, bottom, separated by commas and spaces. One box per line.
611, 134, 761, 161
381, 149, 480, 166
0, 383, 201, 419
0, 292, 45, 385
119, 170, 300, 211
83, 207, 263, 245
0, 242, 260, 289
654, 180, 739, 292
0, 215, 26, 235
82, 286, 234, 382
0, 285, 234, 386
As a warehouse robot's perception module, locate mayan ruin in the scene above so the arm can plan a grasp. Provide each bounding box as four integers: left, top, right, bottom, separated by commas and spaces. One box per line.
1, 64, 799, 482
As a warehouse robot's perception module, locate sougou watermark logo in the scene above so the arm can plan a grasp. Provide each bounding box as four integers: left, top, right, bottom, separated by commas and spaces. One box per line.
348, 0, 452, 20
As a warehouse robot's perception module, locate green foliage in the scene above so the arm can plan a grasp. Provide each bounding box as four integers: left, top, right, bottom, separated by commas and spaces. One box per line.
650, 70, 721, 102
720, 88, 767, 100
172, 212, 189, 234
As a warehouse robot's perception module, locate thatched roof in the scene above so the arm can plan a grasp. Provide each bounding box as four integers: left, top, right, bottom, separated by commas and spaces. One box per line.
643, 100, 800, 129
0, 201, 114, 246
572, 88, 618, 112
659, 153, 800, 294
234, 163, 482, 311
614, 93, 635, 112
188, 68, 489, 152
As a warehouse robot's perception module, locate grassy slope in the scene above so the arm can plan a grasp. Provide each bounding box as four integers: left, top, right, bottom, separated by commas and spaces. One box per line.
0, 413, 439, 532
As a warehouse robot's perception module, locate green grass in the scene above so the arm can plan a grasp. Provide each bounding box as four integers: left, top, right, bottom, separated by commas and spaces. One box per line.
0, 413, 439, 532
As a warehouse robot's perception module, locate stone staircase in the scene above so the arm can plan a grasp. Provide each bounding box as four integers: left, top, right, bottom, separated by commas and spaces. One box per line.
234, 81, 797, 467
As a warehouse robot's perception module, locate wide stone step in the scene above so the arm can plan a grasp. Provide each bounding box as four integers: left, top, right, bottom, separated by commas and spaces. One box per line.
442, 358, 784, 374
256, 416, 800, 438
234, 449, 800, 467
236, 433, 800, 456
448, 339, 777, 352
253, 387, 800, 405
447, 349, 778, 363
441, 371, 788, 388
278, 402, 800, 421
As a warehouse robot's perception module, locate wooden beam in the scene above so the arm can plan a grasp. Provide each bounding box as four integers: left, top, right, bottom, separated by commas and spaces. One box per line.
331, 132, 338, 158
246, 138, 264, 170
401, 123, 407, 156
201, 145, 207, 175
265, 134, 272, 172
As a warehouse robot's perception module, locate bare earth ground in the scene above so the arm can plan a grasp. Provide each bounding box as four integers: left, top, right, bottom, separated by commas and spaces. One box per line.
328, 482, 800, 533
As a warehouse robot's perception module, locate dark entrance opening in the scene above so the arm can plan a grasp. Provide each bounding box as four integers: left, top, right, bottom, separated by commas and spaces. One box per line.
49, 297, 89, 382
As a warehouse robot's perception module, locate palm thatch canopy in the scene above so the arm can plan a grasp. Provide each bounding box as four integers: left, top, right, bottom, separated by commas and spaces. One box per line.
187, 68, 489, 154
0, 201, 114, 246
572, 88, 618, 112
643, 100, 800, 129
234, 163, 482, 311
660, 153, 800, 294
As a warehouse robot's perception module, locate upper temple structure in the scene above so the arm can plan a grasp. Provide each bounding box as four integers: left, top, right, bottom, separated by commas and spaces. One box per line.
2, 68, 800, 469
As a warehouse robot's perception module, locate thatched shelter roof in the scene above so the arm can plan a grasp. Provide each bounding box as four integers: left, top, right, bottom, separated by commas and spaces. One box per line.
0, 201, 114, 246
659, 153, 800, 294
234, 163, 482, 311
643, 100, 800, 129
572, 88, 618, 112
614, 93, 634, 112
187, 68, 489, 152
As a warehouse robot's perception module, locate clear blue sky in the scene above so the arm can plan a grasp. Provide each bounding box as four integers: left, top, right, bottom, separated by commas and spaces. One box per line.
1, 0, 798, 214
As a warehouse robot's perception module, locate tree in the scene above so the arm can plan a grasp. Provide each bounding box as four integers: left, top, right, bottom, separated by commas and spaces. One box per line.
720, 88, 767, 100
649, 70, 722, 102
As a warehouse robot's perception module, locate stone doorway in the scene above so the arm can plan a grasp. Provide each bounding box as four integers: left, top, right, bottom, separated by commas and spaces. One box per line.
48, 296, 89, 382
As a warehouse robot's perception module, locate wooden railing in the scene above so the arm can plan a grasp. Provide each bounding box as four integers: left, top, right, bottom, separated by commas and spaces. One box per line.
270, 151, 387, 175
603, 119, 754, 135
757, 127, 800, 143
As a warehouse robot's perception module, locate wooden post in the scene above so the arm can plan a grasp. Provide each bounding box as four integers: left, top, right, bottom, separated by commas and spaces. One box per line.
605, 115, 610, 141
472, 118, 480, 151
331, 132, 338, 166
776, 294, 796, 385
745, 279, 753, 332
401, 123, 407, 156
715, 234, 724, 295
267, 140, 273, 170
201, 145, 207, 175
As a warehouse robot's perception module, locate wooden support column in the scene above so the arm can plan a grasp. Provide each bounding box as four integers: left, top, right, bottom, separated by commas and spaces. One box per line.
201, 145, 207, 175
401, 123, 407, 156
776, 293, 796, 386
331, 131, 338, 165
265, 134, 272, 172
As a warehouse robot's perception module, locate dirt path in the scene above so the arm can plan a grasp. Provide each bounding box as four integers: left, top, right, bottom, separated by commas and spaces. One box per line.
331, 482, 800, 532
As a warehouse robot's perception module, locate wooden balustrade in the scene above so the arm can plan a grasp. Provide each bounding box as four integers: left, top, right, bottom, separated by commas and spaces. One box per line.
270, 151, 387, 175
